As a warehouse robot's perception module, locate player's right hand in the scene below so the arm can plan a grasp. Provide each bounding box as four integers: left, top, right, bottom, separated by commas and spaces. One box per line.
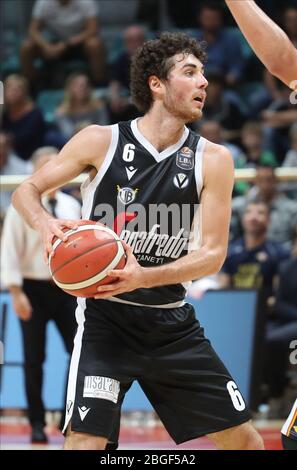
39, 217, 85, 263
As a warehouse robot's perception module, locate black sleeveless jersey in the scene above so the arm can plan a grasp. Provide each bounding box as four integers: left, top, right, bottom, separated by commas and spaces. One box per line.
81, 119, 206, 307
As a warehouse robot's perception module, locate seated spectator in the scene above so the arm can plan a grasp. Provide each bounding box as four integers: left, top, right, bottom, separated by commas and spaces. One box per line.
264, 229, 297, 418
281, 124, 297, 196
283, 124, 297, 167
55, 73, 109, 140
198, 120, 243, 163
0, 131, 32, 218
2, 74, 47, 161
219, 202, 289, 298
202, 72, 246, 144
261, 82, 297, 161
195, 1, 245, 86
20, 0, 106, 86
233, 122, 277, 196
108, 25, 145, 123
232, 165, 297, 247
240, 122, 278, 168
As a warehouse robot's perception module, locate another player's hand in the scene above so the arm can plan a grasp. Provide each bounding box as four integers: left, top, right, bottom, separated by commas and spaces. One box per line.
93, 242, 147, 299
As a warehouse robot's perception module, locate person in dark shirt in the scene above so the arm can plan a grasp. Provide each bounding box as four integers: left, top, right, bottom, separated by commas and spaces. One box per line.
219, 201, 289, 295
2, 74, 64, 161
2, 75, 46, 161
108, 26, 145, 123
196, 1, 245, 86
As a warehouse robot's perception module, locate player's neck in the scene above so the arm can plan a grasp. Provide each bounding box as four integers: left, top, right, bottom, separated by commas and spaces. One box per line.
138, 109, 185, 153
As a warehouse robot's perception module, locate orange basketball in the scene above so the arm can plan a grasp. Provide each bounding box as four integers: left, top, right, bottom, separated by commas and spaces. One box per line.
49, 221, 126, 297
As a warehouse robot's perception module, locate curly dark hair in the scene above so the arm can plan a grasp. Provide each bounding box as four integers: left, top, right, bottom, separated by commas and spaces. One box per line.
130, 32, 206, 114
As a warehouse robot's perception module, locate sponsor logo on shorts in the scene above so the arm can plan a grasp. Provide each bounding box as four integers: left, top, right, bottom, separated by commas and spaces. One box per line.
83, 376, 120, 403
78, 406, 91, 421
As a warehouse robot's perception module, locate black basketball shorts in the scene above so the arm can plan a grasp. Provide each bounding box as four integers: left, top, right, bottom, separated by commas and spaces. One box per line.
63, 298, 251, 445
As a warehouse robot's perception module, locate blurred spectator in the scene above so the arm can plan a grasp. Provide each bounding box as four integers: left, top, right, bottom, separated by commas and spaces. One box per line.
261, 82, 297, 161
0, 131, 32, 219
166, 0, 198, 28
283, 124, 297, 167
202, 72, 246, 143
55, 73, 109, 140
136, 0, 159, 30
198, 120, 243, 162
232, 121, 278, 196
232, 165, 297, 246
282, 4, 297, 47
2, 74, 47, 161
240, 122, 278, 168
108, 26, 145, 123
248, 5, 297, 118
196, 1, 245, 86
20, 0, 106, 86
219, 201, 289, 299
264, 229, 297, 418
281, 124, 297, 197
0, 146, 80, 443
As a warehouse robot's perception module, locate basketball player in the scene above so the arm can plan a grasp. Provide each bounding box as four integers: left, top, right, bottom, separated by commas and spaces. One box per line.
12, 33, 264, 450
225, 0, 297, 451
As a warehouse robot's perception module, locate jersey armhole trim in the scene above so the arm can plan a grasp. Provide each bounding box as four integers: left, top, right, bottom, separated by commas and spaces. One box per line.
81, 124, 119, 219
194, 136, 207, 199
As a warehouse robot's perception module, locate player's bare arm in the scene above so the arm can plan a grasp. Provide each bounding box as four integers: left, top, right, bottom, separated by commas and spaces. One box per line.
12, 125, 111, 258
225, 0, 297, 89
95, 143, 234, 298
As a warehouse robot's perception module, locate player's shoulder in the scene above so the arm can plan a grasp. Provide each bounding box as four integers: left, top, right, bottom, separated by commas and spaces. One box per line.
76, 124, 113, 142
204, 140, 234, 164
69, 124, 114, 156
202, 140, 234, 182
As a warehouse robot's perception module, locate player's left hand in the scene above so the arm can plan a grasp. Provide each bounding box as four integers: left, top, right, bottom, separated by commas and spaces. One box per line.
93, 242, 147, 299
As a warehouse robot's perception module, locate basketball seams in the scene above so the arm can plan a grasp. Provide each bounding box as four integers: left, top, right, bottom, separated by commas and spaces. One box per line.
50, 239, 118, 276
53, 240, 125, 290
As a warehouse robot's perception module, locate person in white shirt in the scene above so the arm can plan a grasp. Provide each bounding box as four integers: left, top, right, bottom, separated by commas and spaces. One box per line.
0, 131, 32, 218
20, 0, 106, 85
1, 146, 81, 443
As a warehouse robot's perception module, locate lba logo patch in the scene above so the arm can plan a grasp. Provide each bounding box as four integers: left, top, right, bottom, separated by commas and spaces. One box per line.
176, 147, 194, 170
173, 173, 189, 189
117, 185, 138, 204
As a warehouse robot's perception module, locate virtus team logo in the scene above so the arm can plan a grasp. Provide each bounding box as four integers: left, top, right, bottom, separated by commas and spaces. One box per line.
173, 173, 189, 189
117, 185, 139, 205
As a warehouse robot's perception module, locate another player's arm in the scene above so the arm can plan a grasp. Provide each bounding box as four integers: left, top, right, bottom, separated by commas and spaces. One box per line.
225, 0, 297, 89
12, 125, 111, 256
96, 143, 234, 297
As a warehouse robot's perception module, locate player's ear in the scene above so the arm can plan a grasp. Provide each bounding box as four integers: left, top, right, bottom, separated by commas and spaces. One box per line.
148, 75, 162, 94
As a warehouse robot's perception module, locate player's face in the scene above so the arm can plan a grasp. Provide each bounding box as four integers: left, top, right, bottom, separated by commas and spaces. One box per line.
163, 54, 208, 123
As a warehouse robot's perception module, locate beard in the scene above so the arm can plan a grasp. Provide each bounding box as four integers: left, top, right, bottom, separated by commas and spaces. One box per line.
163, 91, 203, 123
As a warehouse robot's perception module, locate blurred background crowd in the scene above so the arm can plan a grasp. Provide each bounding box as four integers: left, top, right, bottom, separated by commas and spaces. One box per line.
0, 0, 297, 439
